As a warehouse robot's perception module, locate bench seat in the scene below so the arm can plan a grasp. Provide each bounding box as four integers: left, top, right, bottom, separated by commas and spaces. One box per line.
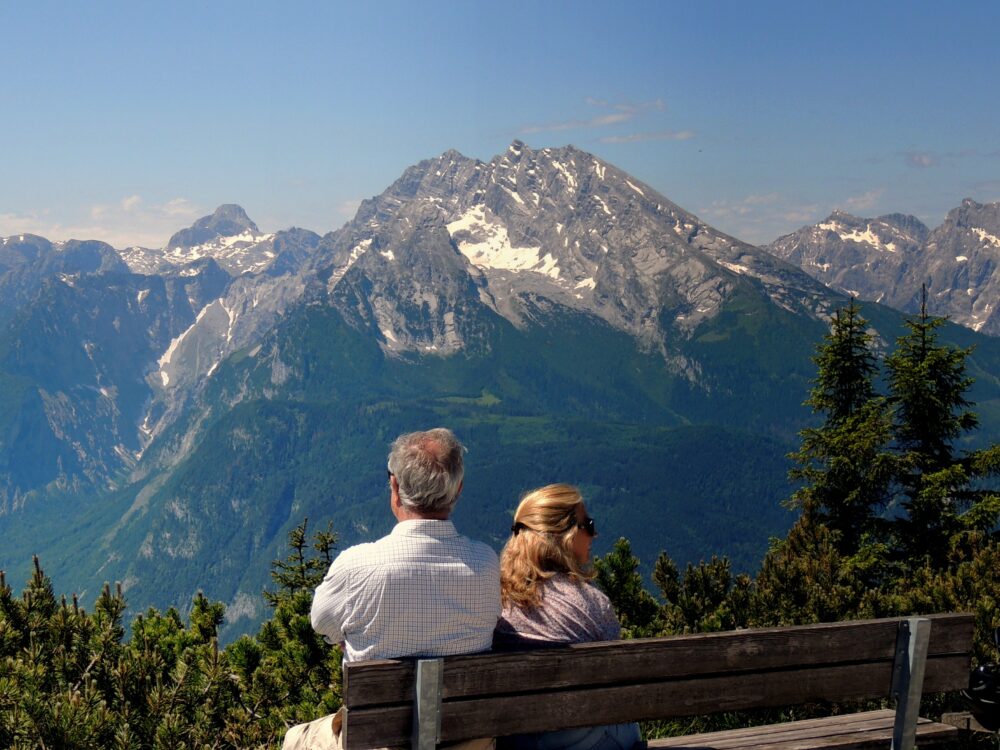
647, 709, 958, 749
339, 613, 975, 750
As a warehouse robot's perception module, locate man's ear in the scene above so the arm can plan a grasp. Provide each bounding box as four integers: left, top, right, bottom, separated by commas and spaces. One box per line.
389, 474, 402, 511
455, 479, 463, 499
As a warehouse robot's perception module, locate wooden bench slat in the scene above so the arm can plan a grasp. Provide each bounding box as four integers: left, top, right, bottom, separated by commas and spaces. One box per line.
648, 710, 958, 749
344, 654, 970, 747
652, 709, 900, 743
347, 657, 962, 748
344, 614, 971, 709
340, 613, 975, 750
921, 652, 972, 692
662, 724, 956, 750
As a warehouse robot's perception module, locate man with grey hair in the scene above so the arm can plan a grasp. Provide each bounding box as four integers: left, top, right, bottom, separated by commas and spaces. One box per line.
285, 429, 499, 748
310, 427, 500, 661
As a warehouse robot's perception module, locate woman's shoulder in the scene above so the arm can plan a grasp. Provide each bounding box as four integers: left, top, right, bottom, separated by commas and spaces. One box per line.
547, 573, 611, 605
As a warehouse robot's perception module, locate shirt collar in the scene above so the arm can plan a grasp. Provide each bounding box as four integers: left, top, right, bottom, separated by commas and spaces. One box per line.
391, 519, 459, 538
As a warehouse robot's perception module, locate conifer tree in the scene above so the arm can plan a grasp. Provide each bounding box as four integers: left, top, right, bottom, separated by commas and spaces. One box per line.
787, 299, 894, 557
885, 287, 988, 566
594, 538, 661, 637
653, 553, 752, 633
0, 521, 345, 749
229, 517, 343, 745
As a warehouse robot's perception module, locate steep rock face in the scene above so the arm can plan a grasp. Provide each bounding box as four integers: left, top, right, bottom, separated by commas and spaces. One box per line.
0, 235, 128, 323
769, 211, 927, 308
769, 200, 1000, 334
109, 210, 322, 446
312, 141, 840, 359
0, 271, 194, 511
145, 228, 321, 441
329, 202, 498, 356
921, 199, 1000, 334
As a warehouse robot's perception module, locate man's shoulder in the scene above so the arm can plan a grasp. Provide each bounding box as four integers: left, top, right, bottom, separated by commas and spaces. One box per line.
329, 539, 382, 571
460, 535, 500, 565
332, 526, 498, 570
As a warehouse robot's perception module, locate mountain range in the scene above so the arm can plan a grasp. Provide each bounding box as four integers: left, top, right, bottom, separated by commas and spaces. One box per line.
769, 199, 1000, 335
2, 142, 998, 640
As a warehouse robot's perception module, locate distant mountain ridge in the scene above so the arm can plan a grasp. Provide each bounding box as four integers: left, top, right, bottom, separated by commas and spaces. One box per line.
2, 143, 999, 640
769, 198, 1000, 335
323, 140, 840, 356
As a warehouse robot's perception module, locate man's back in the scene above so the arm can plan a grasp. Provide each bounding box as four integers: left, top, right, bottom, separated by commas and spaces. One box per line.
288, 429, 497, 750
311, 519, 500, 661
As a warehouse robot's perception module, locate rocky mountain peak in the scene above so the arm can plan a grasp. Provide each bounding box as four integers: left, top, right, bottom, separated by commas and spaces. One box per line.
315, 142, 839, 361
943, 198, 1000, 230
117, 205, 277, 277
167, 205, 259, 250
770, 199, 1000, 335
877, 213, 930, 239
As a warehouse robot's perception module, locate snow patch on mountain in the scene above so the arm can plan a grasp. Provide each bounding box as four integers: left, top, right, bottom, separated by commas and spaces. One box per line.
593, 195, 612, 216
165, 231, 276, 271
972, 227, 1000, 248
817, 221, 897, 252
157, 302, 217, 387
328, 239, 372, 291
548, 158, 578, 192
718, 260, 749, 275
121, 231, 277, 276
446, 206, 559, 279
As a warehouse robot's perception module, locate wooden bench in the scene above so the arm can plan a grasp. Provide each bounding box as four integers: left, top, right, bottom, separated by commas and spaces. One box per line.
340, 613, 974, 750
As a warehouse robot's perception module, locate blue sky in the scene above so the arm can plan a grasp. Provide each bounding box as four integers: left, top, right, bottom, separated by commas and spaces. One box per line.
2, 1, 999, 247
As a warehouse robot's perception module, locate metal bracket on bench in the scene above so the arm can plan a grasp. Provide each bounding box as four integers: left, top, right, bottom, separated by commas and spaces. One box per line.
413, 658, 444, 750
890, 617, 931, 750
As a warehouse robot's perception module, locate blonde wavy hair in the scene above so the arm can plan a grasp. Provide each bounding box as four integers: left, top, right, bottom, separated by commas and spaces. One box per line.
500, 483, 595, 609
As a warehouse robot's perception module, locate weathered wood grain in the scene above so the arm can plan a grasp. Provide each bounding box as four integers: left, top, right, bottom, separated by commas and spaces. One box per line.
340, 614, 974, 749
343, 654, 969, 747
344, 614, 972, 709
648, 710, 957, 749
649, 709, 903, 746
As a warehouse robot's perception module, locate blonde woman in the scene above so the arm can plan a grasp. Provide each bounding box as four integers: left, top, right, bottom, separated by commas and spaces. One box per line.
495, 484, 640, 750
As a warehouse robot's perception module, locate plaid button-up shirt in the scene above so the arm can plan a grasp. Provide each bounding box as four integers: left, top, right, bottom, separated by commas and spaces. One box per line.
310, 519, 500, 662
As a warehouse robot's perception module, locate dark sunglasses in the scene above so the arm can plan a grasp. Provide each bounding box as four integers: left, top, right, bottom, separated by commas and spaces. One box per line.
510, 516, 597, 536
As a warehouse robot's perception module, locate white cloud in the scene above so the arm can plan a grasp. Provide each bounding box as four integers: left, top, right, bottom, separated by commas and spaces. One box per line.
521, 98, 668, 135
905, 151, 937, 168
743, 193, 783, 206
599, 130, 695, 144
522, 112, 630, 134
844, 188, 884, 213
698, 193, 823, 245
162, 198, 199, 217
700, 189, 886, 244
0, 197, 204, 249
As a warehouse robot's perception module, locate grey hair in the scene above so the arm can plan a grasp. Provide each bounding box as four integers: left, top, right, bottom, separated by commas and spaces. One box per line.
387, 428, 465, 515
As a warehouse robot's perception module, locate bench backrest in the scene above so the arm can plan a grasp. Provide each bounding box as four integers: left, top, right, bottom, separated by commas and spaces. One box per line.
341, 613, 974, 749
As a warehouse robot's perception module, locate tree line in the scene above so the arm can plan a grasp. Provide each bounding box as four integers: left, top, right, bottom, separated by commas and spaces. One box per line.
1, 294, 997, 748
595, 294, 998, 654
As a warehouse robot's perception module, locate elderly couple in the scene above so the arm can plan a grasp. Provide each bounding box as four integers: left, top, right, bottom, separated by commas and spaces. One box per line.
283, 428, 640, 750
